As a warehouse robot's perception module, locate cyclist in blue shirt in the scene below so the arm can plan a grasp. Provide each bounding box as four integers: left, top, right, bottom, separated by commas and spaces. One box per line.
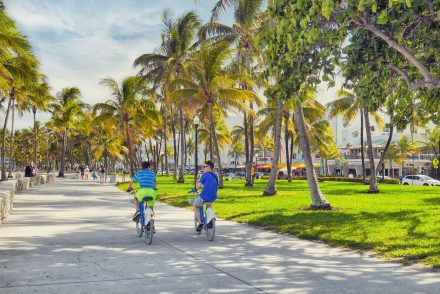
127, 161, 156, 221
193, 160, 218, 232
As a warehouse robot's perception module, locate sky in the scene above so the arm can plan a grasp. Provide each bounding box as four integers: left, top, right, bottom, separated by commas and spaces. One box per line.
4, 0, 339, 130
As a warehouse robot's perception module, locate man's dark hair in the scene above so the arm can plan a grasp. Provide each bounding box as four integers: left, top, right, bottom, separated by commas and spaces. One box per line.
141, 161, 151, 169
205, 160, 214, 169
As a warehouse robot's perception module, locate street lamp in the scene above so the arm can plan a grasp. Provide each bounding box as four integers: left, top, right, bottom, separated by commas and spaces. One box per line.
193, 116, 200, 188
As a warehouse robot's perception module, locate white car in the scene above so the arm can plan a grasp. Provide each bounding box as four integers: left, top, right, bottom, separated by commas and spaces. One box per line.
401, 175, 440, 186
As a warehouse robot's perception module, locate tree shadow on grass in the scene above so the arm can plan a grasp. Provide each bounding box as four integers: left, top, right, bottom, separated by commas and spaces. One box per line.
422, 197, 440, 205
247, 209, 439, 267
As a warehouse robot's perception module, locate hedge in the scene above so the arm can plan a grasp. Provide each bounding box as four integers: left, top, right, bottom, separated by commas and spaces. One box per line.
253, 175, 399, 184
291, 176, 400, 184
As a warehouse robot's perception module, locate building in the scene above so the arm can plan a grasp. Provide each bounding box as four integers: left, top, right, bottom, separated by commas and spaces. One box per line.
326, 111, 436, 177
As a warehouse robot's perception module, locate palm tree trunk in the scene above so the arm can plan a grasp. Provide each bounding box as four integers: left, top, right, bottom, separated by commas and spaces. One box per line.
163, 108, 169, 176
437, 140, 440, 179
208, 102, 223, 188
59, 129, 67, 177
171, 110, 178, 179
46, 137, 50, 172
294, 104, 331, 209
389, 158, 393, 178
360, 108, 366, 182
143, 140, 149, 161
184, 134, 188, 173
155, 143, 159, 173
8, 100, 15, 178
364, 111, 379, 193
244, 113, 252, 186
149, 139, 154, 163
249, 103, 255, 184
410, 129, 415, 175
376, 112, 394, 173
1, 89, 13, 181
124, 121, 135, 176
209, 127, 213, 161
290, 130, 295, 176
284, 114, 292, 182
263, 100, 283, 196
178, 106, 185, 183
104, 145, 108, 178
33, 107, 38, 168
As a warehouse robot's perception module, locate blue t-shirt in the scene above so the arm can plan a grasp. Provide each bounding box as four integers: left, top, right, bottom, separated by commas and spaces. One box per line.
199, 172, 218, 202
133, 169, 156, 189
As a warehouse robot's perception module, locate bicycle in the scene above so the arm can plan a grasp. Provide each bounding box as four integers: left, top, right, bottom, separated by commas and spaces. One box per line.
188, 190, 216, 241
128, 188, 155, 245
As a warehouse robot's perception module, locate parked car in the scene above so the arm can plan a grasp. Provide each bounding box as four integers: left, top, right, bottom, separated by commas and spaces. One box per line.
235, 172, 245, 178
401, 175, 440, 186
376, 175, 392, 182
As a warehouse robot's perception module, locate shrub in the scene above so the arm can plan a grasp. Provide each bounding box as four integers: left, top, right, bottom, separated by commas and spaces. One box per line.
291, 176, 399, 184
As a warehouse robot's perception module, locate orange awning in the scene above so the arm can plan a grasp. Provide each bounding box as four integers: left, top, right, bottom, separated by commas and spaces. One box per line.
260, 163, 287, 169
291, 162, 321, 168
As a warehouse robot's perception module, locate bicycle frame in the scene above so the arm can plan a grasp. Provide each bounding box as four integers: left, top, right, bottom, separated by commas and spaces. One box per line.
192, 192, 215, 226
139, 200, 154, 226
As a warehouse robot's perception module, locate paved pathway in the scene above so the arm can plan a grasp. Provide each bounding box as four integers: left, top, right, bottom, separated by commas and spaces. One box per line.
1, 179, 439, 293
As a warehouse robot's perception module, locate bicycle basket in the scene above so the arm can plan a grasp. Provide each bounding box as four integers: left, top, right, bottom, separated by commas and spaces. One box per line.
128, 195, 135, 207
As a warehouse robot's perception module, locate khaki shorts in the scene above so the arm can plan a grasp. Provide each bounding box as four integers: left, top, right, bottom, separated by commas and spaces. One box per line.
193, 196, 210, 207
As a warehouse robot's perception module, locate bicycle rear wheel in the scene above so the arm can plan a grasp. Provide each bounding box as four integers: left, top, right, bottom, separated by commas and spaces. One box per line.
206, 218, 216, 241
136, 220, 143, 237
145, 219, 154, 245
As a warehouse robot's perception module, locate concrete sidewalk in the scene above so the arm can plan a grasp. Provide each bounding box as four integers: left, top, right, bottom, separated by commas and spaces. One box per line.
0, 179, 439, 293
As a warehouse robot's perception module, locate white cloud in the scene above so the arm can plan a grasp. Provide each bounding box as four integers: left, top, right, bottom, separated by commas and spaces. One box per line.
3, 0, 277, 131
5, 0, 168, 128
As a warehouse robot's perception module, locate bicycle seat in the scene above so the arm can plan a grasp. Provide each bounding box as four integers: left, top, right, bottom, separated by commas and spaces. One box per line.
142, 196, 153, 202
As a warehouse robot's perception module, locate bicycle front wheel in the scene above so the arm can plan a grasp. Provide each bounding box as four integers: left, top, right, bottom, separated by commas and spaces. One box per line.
194, 216, 201, 235
145, 219, 154, 245
206, 218, 216, 241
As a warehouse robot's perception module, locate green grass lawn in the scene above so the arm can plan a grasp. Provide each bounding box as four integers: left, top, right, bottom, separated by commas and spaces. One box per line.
117, 176, 440, 268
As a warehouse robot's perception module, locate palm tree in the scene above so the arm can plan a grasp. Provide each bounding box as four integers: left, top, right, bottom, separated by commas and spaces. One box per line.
385, 143, 399, 178
0, 4, 37, 90
169, 42, 254, 188
198, 118, 232, 163
316, 143, 339, 175
260, 92, 333, 194
0, 6, 40, 180
327, 90, 383, 182
26, 80, 53, 168
335, 157, 350, 176
94, 76, 159, 176
91, 118, 128, 175
50, 87, 85, 177
394, 136, 420, 177
424, 126, 440, 179
228, 140, 245, 172
1, 57, 39, 180
205, 0, 265, 187
136, 10, 201, 183
423, 126, 440, 156
254, 132, 275, 162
